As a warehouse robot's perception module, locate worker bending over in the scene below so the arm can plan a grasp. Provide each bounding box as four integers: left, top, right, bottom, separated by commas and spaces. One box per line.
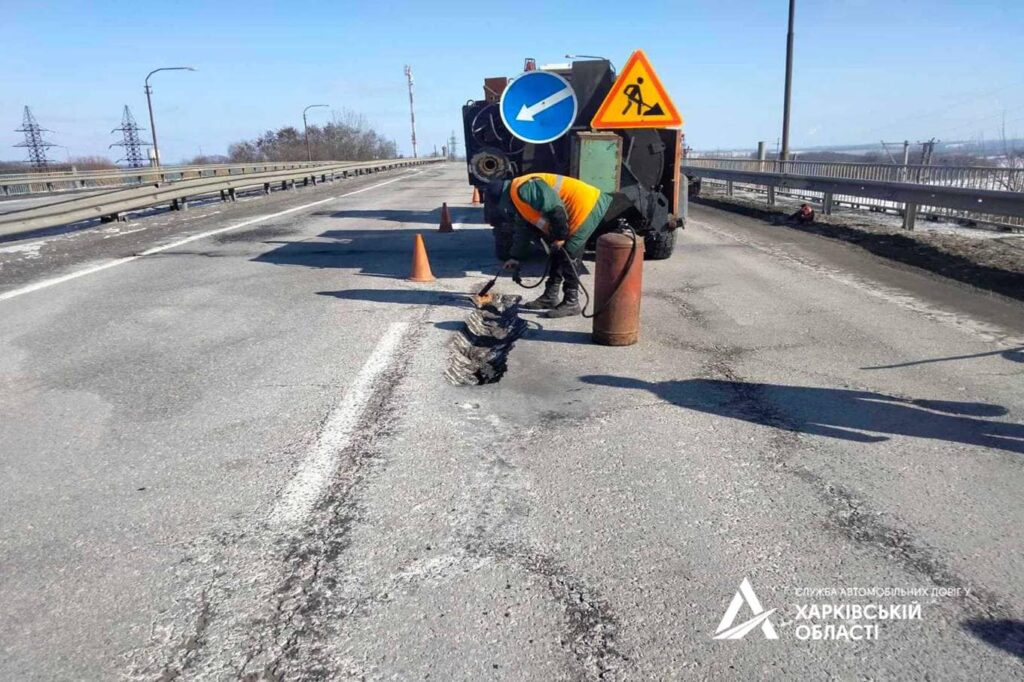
488, 173, 614, 318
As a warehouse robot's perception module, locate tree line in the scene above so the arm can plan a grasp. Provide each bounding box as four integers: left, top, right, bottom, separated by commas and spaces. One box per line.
227, 111, 398, 163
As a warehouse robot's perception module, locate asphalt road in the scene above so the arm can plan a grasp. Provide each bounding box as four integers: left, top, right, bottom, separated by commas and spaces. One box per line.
1, 163, 1022, 680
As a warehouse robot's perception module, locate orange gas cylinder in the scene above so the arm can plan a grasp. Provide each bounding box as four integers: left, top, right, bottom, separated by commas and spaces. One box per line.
592, 232, 644, 346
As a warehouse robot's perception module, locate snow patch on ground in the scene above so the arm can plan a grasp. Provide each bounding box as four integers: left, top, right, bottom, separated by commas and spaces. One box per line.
0, 241, 45, 258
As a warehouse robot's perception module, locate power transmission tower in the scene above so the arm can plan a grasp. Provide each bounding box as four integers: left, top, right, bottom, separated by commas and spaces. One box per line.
404, 65, 417, 158
110, 105, 152, 167
918, 138, 937, 166
15, 106, 56, 169
448, 130, 458, 161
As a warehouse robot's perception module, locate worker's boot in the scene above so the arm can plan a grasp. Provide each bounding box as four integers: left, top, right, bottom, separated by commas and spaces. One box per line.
545, 285, 581, 318
521, 276, 562, 310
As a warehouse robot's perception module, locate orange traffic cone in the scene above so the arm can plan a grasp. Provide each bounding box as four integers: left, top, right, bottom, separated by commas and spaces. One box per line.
471, 186, 482, 205
438, 202, 454, 233
409, 234, 436, 282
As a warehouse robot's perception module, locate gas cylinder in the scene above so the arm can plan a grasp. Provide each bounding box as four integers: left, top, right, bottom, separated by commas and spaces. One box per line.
592, 232, 644, 346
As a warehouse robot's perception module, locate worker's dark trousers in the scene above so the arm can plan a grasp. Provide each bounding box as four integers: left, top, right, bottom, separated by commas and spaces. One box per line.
547, 248, 582, 296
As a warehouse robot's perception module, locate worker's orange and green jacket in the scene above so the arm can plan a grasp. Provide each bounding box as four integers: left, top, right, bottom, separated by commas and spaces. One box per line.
504, 173, 613, 260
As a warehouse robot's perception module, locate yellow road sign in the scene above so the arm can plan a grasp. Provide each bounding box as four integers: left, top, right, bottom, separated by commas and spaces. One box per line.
591, 50, 683, 129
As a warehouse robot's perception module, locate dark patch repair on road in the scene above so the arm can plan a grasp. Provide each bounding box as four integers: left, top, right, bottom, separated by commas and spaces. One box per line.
446, 294, 526, 385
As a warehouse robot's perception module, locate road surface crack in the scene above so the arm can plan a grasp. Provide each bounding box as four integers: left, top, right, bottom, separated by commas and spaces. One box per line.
700, 342, 1015, 624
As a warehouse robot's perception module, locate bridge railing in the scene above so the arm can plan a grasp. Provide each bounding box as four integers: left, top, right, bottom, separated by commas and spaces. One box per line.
0, 158, 444, 238
682, 158, 1024, 230
0, 161, 375, 197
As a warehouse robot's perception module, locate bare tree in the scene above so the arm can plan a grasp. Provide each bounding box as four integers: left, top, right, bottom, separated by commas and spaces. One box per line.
227, 110, 397, 163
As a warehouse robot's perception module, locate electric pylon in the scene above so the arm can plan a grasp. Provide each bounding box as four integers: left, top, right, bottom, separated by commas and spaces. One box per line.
110, 105, 151, 167
14, 106, 56, 168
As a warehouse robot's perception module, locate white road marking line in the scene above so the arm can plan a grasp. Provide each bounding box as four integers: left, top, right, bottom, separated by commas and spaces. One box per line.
0, 171, 424, 303
269, 321, 410, 528
694, 218, 1018, 344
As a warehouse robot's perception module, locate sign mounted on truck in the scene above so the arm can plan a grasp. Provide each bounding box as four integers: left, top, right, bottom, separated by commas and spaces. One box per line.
591, 50, 683, 129
499, 70, 578, 144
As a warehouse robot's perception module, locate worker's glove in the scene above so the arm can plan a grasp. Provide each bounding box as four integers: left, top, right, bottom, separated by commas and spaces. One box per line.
502, 258, 520, 271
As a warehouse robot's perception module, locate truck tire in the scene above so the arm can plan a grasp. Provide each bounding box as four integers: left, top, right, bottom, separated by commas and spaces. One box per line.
494, 227, 514, 261
644, 228, 677, 260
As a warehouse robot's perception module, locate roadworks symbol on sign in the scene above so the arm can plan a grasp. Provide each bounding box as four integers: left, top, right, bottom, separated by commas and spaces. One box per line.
713, 577, 779, 640
591, 49, 683, 129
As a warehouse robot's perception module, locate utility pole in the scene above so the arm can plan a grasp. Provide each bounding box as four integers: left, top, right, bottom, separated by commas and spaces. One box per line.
918, 138, 937, 166
780, 0, 795, 163
303, 104, 329, 162
145, 66, 196, 167
404, 65, 417, 158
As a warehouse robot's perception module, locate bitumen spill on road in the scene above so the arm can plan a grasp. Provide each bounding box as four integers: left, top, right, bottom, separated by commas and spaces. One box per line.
446, 294, 526, 386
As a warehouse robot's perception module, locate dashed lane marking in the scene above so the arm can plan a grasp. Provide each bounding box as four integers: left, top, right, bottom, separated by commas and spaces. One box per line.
0, 171, 425, 303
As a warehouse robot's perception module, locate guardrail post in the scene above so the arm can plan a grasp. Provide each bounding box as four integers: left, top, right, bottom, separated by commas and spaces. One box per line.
2, 185, 8, 196
767, 185, 776, 207
219, 189, 228, 202
310, 175, 318, 186
726, 180, 734, 197
823, 192, 834, 215
264, 182, 271, 195
228, 187, 237, 202
902, 203, 917, 230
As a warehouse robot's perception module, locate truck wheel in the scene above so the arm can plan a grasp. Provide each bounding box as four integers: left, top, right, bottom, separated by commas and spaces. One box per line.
644, 228, 677, 260
494, 227, 514, 261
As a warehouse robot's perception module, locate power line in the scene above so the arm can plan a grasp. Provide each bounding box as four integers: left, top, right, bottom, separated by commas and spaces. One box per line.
852, 78, 1024, 140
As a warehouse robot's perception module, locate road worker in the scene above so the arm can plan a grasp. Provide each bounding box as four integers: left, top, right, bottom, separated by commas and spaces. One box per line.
487, 173, 614, 318
788, 203, 815, 224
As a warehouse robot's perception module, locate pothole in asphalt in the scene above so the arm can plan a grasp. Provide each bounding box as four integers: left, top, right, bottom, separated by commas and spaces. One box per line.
445, 294, 526, 385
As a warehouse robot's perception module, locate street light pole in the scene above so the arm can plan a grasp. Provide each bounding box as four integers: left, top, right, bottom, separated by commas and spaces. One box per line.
303, 104, 329, 162
144, 66, 196, 167
780, 0, 795, 163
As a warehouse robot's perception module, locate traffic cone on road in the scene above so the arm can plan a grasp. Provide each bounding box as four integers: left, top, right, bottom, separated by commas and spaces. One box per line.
409, 234, 436, 282
471, 186, 482, 205
438, 202, 454, 233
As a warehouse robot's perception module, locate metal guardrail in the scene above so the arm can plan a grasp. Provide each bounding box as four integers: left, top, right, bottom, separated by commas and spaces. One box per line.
0, 158, 443, 237
683, 158, 1024, 229
0, 161, 347, 197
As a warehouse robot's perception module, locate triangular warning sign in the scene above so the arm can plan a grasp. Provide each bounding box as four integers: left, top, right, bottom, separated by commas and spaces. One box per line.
591, 50, 683, 129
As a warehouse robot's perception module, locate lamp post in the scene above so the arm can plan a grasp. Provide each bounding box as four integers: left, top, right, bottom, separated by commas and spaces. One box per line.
780, 0, 795, 163
303, 104, 329, 162
144, 66, 196, 167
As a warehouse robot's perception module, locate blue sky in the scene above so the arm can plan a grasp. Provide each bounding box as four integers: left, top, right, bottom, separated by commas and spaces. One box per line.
2, 1, 1023, 162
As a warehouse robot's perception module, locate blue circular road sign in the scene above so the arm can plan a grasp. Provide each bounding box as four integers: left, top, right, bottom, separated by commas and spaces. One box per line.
499, 71, 578, 145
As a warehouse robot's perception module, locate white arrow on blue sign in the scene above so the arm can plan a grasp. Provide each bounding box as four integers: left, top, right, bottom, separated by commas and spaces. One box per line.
499, 71, 578, 145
